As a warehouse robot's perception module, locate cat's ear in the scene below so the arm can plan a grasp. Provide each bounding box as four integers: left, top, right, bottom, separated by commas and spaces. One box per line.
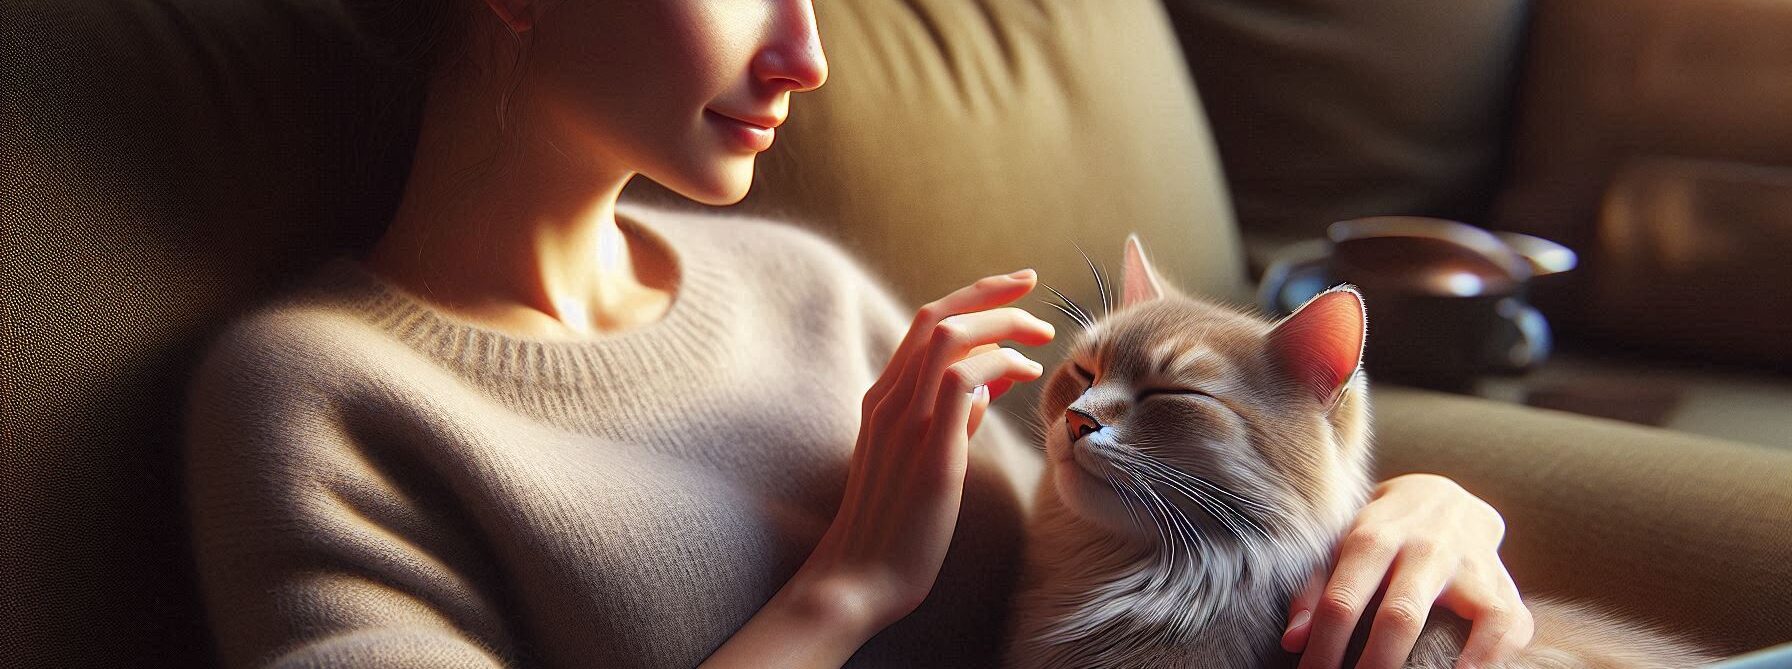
1268, 286, 1366, 407
1121, 233, 1167, 308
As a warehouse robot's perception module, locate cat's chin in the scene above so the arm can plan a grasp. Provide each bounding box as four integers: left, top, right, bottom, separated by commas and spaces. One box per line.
1048, 453, 1153, 542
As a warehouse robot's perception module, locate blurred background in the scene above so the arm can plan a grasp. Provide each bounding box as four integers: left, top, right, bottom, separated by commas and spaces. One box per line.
1161, 0, 1792, 448
5, 0, 1790, 666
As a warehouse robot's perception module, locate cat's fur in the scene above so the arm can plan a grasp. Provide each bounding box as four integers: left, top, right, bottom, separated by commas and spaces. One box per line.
1002, 236, 1716, 668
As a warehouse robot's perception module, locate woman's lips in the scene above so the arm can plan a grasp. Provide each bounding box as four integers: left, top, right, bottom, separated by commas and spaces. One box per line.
705, 109, 775, 152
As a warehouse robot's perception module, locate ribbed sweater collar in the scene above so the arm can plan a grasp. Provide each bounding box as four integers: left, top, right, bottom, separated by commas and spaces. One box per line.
300, 207, 740, 398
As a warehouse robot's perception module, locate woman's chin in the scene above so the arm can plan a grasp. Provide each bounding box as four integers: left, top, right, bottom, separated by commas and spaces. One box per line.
648, 157, 755, 206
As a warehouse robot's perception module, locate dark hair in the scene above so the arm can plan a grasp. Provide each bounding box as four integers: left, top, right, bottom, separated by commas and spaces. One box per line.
340, 0, 477, 79
337, 0, 551, 214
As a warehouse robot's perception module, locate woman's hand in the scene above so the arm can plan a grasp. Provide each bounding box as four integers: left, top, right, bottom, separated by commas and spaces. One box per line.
799, 268, 1054, 630
705, 269, 1054, 667
1282, 473, 1534, 669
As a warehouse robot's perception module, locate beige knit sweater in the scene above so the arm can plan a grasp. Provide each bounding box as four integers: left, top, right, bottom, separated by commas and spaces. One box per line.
182, 202, 1045, 668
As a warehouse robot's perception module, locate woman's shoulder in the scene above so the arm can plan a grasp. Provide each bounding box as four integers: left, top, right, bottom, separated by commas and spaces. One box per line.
186, 291, 394, 415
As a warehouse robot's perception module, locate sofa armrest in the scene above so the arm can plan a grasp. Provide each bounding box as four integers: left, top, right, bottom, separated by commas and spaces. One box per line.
1369, 385, 1792, 655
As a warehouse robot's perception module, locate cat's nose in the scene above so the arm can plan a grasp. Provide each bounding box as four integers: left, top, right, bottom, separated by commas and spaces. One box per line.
1065, 408, 1102, 442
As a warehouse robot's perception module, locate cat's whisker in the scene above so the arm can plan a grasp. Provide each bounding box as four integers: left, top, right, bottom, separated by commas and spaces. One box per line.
1121, 445, 1283, 516
1122, 454, 1292, 555
1150, 463, 1283, 526
1139, 462, 1283, 548
1114, 444, 1253, 516
1116, 466, 1180, 558
1018, 410, 1051, 452
1130, 448, 1285, 518
1122, 467, 1205, 564
1103, 470, 1147, 535
1167, 501, 1207, 563
1132, 462, 1251, 544
1074, 241, 1111, 318
1097, 261, 1113, 318
1037, 296, 1092, 332
1140, 487, 1191, 566
1168, 473, 1268, 548
1030, 398, 1057, 437
1039, 281, 1096, 330
1129, 474, 1179, 558
1143, 473, 1206, 562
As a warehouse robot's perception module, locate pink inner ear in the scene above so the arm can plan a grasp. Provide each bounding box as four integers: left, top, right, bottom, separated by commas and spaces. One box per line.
1268, 289, 1365, 404
1121, 235, 1165, 308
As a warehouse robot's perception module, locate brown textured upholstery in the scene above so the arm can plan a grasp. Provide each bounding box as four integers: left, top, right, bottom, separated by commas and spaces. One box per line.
1492, 0, 1792, 365
1588, 158, 1792, 368
3, 1, 420, 665
4, 0, 1787, 665
1158, 0, 1530, 241
1371, 386, 1792, 656
1495, 0, 1792, 252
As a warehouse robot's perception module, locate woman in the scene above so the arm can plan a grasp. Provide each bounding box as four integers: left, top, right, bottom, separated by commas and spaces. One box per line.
182, 0, 1533, 667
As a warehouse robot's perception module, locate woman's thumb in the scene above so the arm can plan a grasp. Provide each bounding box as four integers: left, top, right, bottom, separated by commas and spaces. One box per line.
962, 344, 1013, 437
965, 384, 991, 436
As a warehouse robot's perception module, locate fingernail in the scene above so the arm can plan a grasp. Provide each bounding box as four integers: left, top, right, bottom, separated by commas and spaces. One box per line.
1008, 268, 1035, 280
972, 384, 988, 399
1284, 609, 1311, 635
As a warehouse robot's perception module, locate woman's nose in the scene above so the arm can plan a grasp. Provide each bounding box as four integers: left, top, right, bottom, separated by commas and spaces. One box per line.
1066, 408, 1103, 442
753, 1, 828, 93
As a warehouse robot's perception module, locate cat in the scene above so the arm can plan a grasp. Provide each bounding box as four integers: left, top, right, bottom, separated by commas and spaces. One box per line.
1002, 235, 1718, 668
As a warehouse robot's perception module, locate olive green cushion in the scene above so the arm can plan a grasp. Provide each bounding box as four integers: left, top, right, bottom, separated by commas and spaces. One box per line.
1374, 385, 1792, 655
626, 0, 1249, 415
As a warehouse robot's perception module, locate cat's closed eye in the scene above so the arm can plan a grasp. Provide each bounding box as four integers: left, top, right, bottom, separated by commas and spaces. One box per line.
1136, 388, 1215, 402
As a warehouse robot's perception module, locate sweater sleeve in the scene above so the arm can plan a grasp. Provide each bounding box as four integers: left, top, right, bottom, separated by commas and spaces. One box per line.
182, 315, 521, 669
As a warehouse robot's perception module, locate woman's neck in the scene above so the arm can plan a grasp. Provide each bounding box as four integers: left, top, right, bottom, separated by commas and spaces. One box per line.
362, 76, 677, 341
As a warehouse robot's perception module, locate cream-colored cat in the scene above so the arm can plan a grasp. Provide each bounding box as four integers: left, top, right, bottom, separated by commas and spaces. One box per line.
1003, 236, 1716, 668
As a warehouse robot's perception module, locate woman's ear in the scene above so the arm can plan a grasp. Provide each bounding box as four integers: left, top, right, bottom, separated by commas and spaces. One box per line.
1121, 233, 1166, 309
1267, 286, 1366, 407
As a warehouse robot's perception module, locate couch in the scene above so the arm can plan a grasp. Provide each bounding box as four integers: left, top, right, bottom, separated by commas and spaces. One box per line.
1163, 0, 1792, 445
4, 0, 1788, 666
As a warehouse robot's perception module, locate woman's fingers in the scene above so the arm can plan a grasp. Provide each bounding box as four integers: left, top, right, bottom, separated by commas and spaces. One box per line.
923, 347, 1043, 476
908, 307, 1053, 418
1442, 566, 1534, 669
876, 271, 1039, 420
1297, 528, 1402, 669
894, 348, 1036, 553
1354, 548, 1455, 669
1287, 474, 1526, 669
964, 341, 1019, 406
